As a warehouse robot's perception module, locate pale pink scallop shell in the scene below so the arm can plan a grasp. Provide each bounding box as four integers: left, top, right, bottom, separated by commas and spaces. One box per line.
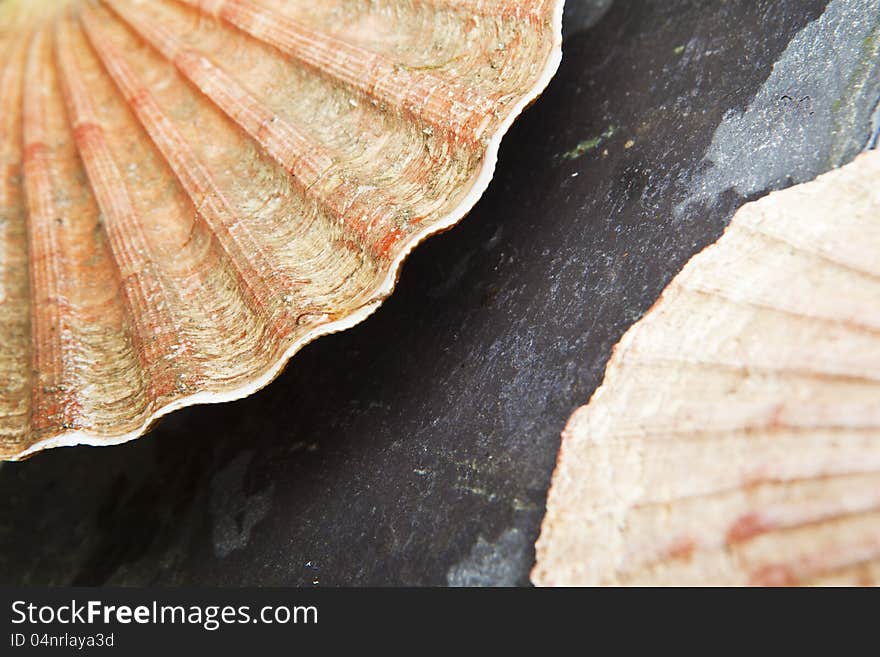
533, 150, 880, 586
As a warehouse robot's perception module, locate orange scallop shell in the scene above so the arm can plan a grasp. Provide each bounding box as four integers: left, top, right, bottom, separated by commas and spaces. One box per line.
0, 0, 564, 459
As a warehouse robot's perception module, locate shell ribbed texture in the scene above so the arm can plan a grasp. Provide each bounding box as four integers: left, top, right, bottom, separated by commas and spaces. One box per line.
0, 0, 563, 459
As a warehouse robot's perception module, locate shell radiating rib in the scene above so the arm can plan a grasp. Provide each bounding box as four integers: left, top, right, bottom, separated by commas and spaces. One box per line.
415, 0, 552, 19
0, 0, 563, 458
0, 36, 32, 451
22, 29, 81, 434
55, 15, 193, 402
80, 9, 293, 318
172, 0, 498, 145
532, 150, 880, 587
104, 0, 409, 260
22, 26, 152, 438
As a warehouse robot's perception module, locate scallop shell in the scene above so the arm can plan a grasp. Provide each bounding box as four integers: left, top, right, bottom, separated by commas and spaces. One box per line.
532, 150, 880, 586
0, 0, 563, 460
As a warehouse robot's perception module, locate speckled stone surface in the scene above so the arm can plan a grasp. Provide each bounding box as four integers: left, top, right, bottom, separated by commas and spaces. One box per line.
1, 0, 877, 586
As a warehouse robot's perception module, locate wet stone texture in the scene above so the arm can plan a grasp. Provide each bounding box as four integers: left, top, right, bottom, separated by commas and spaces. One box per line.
1, 0, 878, 586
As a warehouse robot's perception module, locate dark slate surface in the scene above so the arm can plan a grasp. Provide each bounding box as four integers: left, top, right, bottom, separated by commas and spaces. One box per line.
2, 0, 878, 586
